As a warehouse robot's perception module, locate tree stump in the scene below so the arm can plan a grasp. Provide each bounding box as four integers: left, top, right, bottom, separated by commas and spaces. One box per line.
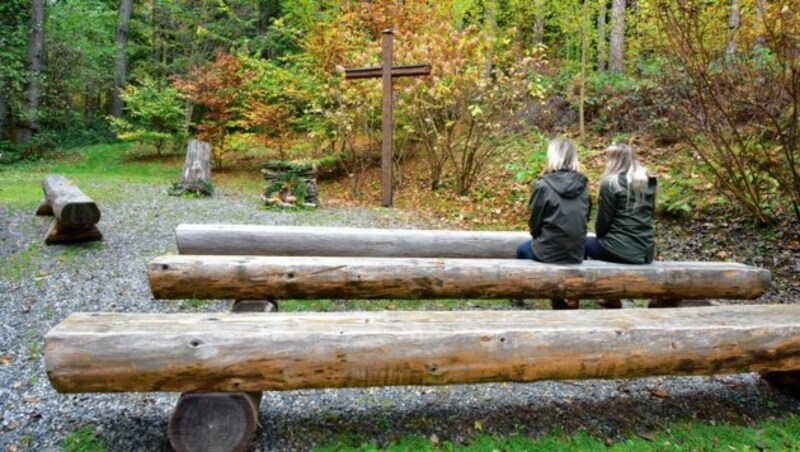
36, 175, 102, 245
171, 140, 212, 196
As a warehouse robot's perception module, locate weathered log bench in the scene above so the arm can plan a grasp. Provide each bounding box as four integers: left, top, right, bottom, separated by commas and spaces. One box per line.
44, 225, 784, 451
35, 174, 102, 244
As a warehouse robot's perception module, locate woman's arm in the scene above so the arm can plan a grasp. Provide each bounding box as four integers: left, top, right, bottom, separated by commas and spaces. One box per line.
528, 183, 547, 238
595, 182, 615, 238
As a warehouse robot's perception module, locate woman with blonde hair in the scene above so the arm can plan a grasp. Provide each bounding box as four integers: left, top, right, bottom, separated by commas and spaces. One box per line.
586, 143, 657, 308
516, 138, 591, 309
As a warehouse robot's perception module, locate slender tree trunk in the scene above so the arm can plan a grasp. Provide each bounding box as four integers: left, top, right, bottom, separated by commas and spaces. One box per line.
597, 0, 607, 71
608, 0, 625, 74
726, 0, 740, 61
533, 0, 545, 45
483, 0, 496, 79
754, 0, 767, 48
111, 0, 133, 118
580, 0, 589, 143
0, 76, 7, 141
17, 0, 46, 143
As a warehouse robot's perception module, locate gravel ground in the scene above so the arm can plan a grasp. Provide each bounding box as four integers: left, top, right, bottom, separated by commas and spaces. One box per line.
1, 183, 799, 451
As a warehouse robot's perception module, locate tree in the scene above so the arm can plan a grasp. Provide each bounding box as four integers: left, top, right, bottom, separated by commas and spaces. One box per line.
608, 0, 625, 74
725, 0, 739, 60
18, 0, 46, 143
597, 0, 607, 71
111, 0, 133, 118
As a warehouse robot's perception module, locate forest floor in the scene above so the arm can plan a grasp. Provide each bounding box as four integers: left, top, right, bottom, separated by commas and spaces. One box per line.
1, 142, 799, 450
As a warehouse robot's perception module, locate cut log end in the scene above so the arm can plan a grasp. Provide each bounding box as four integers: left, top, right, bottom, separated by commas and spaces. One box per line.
168, 392, 260, 452
35, 197, 53, 216
231, 299, 278, 313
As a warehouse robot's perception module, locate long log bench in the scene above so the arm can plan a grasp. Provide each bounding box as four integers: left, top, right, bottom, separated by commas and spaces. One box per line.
35, 174, 102, 244
44, 224, 786, 451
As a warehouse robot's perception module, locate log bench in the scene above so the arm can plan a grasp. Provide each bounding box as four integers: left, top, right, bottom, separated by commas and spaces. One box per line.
44, 225, 784, 451
35, 174, 102, 244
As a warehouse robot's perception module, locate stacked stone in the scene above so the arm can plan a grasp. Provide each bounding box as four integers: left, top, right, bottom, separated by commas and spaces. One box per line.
261, 161, 319, 208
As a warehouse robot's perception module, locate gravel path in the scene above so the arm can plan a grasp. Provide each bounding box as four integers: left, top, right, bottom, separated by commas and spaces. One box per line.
1, 184, 799, 451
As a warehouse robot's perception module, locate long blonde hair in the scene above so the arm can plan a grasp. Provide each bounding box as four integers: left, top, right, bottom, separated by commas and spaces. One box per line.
542, 138, 580, 174
601, 144, 649, 208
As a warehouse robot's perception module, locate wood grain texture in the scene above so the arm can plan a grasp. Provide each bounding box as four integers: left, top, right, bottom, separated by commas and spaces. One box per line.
45, 305, 800, 393
168, 392, 260, 452
175, 224, 530, 258
148, 255, 771, 300
42, 175, 100, 226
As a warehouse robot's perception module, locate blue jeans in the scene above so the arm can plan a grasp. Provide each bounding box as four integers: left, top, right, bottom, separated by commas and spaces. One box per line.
584, 236, 629, 263
516, 240, 540, 261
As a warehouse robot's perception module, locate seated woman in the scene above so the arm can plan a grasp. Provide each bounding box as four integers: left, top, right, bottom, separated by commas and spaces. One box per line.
516, 138, 591, 310
586, 144, 658, 308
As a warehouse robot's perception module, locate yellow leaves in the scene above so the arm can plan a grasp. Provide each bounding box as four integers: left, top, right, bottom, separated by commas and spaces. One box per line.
196, 25, 208, 37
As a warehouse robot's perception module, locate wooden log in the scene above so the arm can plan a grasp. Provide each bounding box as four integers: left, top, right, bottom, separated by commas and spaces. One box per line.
44, 305, 800, 393
175, 224, 530, 258
168, 392, 260, 452
148, 255, 771, 300
42, 175, 100, 226
44, 220, 102, 245
35, 196, 52, 216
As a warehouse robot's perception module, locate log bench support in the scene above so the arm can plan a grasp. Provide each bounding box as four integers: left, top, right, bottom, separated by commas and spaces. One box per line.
36, 175, 102, 245
168, 299, 276, 452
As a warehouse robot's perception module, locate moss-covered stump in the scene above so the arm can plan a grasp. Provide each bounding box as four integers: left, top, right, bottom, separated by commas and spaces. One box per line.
260, 161, 319, 208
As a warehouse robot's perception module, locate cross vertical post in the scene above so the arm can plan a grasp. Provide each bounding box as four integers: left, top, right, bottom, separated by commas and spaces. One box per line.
344, 30, 430, 208
381, 30, 394, 207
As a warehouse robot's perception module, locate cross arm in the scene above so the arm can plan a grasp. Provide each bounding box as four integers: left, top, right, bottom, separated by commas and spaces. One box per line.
344, 64, 431, 80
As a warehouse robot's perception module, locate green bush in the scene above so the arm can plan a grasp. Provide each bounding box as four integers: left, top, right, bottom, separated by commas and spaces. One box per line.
108, 79, 187, 155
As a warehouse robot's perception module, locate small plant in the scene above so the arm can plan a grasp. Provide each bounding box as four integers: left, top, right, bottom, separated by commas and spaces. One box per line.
167, 178, 214, 197
61, 425, 106, 452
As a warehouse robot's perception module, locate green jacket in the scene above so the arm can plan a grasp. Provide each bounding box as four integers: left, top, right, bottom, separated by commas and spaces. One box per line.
529, 170, 592, 264
596, 174, 658, 264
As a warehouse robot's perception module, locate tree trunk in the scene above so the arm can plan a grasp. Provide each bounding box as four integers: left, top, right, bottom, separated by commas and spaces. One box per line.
755, 0, 767, 48
0, 76, 7, 141
45, 305, 800, 393
171, 140, 213, 196
726, 0, 740, 61
608, 0, 625, 74
579, 0, 589, 142
148, 255, 772, 301
17, 0, 46, 143
110, 0, 133, 118
533, 0, 545, 44
597, 0, 607, 71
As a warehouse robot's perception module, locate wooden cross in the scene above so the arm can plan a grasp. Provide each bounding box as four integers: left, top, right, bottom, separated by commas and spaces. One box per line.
345, 29, 430, 207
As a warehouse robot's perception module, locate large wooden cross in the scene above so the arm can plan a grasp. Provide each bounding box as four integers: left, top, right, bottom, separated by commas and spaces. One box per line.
345, 29, 430, 207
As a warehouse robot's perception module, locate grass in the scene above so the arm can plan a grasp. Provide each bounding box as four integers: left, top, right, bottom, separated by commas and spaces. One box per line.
61, 425, 106, 452
0, 142, 262, 209
316, 415, 800, 451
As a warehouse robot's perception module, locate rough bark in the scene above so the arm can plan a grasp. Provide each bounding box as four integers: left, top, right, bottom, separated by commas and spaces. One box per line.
41, 175, 101, 226
726, 0, 740, 60
755, 0, 767, 47
110, 0, 133, 118
17, 0, 46, 143
45, 305, 800, 393
175, 224, 530, 258
171, 140, 212, 196
148, 255, 771, 301
597, 0, 607, 71
608, 0, 625, 74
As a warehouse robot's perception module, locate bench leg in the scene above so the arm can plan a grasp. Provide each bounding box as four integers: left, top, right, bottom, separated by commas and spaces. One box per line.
761, 370, 800, 397
44, 219, 102, 245
168, 299, 277, 451
168, 392, 261, 452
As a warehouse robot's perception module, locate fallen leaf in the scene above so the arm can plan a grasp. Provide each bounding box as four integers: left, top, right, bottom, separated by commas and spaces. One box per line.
385, 304, 396, 311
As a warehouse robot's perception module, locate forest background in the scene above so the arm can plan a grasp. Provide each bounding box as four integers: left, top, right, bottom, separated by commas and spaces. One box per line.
1, 0, 799, 231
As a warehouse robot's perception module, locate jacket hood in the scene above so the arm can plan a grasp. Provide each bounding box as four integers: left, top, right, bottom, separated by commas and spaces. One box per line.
542, 170, 588, 199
